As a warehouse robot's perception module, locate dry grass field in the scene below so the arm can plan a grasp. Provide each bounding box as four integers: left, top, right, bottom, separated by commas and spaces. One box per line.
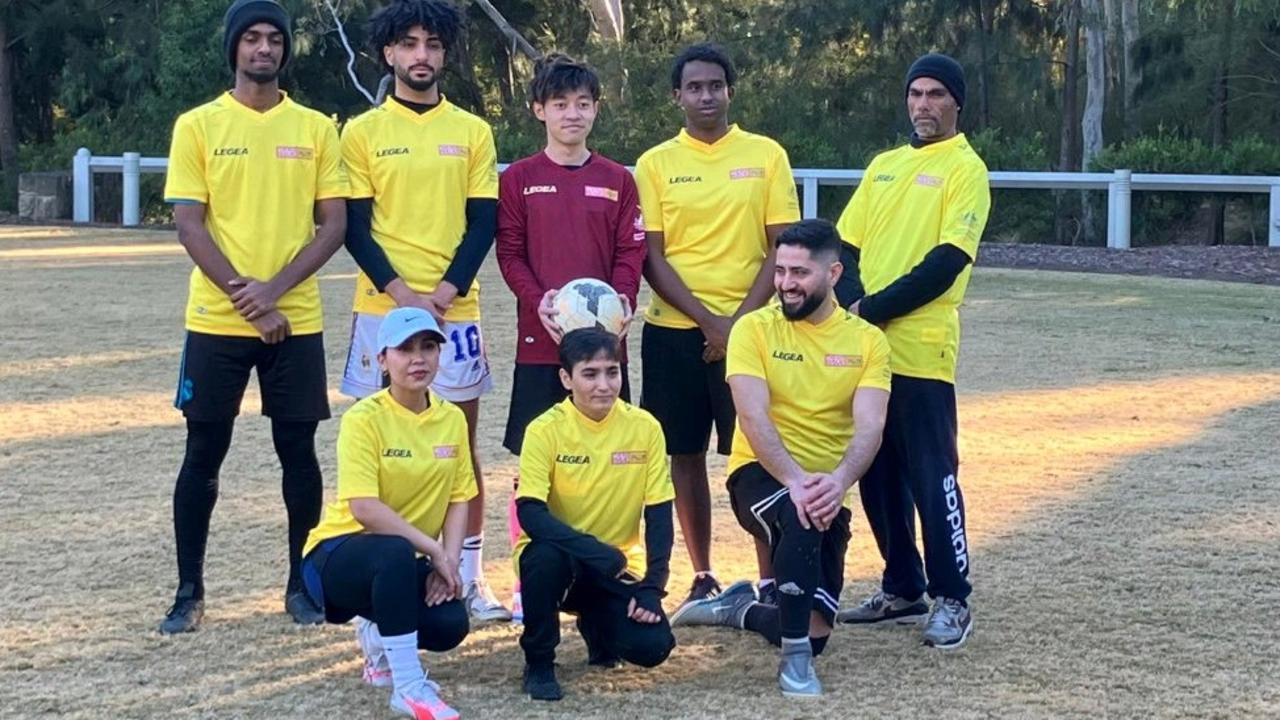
1, 225, 1278, 719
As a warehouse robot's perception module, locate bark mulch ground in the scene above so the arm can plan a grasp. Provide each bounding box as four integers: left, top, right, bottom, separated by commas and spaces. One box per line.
978, 243, 1280, 286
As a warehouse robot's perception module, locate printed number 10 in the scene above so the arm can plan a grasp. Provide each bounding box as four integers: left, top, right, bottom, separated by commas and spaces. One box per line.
450, 326, 481, 363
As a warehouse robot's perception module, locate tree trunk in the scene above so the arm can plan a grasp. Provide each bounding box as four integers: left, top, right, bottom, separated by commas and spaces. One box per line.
586, 0, 625, 43
1081, 0, 1106, 244
1207, 0, 1233, 246
447, 32, 488, 114
1056, 0, 1082, 244
972, 0, 993, 128
1121, 0, 1140, 138
0, 12, 19, 212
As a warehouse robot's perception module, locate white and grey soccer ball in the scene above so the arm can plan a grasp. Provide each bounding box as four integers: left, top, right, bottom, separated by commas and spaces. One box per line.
553, 277, 626, 335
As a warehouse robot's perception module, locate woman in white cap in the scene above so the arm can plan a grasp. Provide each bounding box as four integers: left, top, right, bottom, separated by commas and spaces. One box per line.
300, 307, 474, 719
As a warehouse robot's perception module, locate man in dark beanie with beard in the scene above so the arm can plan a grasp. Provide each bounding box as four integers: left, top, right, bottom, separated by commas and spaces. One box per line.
157, 0, 349, 634
831, 52, 989, 649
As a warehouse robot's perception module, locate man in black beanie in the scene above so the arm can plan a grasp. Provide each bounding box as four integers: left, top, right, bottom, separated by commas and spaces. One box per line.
158, 0, 349, 633
831, 52, 990, 650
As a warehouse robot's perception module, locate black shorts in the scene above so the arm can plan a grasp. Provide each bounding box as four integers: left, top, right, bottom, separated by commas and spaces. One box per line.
640, 324, 735, 456
174, 331, 331, 422
727, 462, 851, 626
502, 362, 632, 455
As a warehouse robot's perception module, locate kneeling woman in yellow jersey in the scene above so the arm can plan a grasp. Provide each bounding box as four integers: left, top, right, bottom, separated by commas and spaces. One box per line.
301, 307, 475, 720
513, 328, 677, 701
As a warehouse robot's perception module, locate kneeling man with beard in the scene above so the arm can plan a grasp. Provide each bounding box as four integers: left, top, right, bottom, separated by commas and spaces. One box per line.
672, 219, 891, 698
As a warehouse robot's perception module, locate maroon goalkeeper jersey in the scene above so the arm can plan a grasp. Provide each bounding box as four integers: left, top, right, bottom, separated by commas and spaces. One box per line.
496, 150, 646, 365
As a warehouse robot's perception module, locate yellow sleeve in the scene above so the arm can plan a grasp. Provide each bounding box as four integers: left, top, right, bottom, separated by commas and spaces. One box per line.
341, 120, 374, 200
725, 314, 766, 380
938, 160, 991, 260
516, 420, 554, 502
635, 154, 665, 232
858, 328, 893, 392
164, 114, 207, 204
467, 123, 500, 199
643, 422, 675, 506
335, 409, 381, 501
765, 144, 801, 225
315, 117, 349, 200
835, 158, 875, 250
450, 415, 480, 503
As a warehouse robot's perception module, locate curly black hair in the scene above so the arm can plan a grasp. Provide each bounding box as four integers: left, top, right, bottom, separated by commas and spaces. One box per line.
670, 42, 736, 90
368, 0, 464, 63
528, 52, 601, 105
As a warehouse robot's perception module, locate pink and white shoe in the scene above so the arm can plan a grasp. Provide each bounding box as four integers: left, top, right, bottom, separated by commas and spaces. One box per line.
355, 617, 392, 687
390, 679, 460, 720
510, 590, 524, 625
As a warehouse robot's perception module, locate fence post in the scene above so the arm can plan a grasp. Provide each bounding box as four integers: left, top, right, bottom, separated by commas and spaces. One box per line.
122, 152, 141, 226
802, 176, 818, 219
1269, 183, 1280, 248
1106, 169, 1132, 250
73, 148, 92, 223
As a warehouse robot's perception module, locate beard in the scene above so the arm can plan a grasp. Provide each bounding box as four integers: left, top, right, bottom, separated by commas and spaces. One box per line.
779, 288, 827, 320
395, 64, 439, 93
243, 67, 280, 84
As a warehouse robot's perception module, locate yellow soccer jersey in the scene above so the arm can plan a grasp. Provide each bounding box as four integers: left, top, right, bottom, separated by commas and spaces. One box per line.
512, 398, 674, 578
303, 389, 478, 556
635, 126, 801, 329
835, 133, 990, 383
726, 304, 892, 478
342, 97, 499, 322
164, 91, 349, 337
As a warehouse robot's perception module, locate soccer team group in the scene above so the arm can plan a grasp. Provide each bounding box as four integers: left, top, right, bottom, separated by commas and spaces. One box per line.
157, 0, 992, 716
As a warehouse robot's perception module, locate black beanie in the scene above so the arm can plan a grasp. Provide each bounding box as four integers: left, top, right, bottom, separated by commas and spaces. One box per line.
905, 53, 966, 111
223, 0, 293, 74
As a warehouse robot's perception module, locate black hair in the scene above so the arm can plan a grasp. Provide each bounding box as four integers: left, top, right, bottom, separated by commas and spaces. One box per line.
670, 42, 736, 90
775, 218, 841, 261
558, 328, 621, 373
529, 52, 601, 105
368, 0, 464, 63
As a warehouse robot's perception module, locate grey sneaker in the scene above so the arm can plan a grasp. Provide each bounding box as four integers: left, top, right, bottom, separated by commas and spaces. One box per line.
778, 651, 823, 698
465, 579, 513, 623
285, 591, 324, 625
836, 590, 928, 625
669, 579, 757, 627
922, 597, 973, 650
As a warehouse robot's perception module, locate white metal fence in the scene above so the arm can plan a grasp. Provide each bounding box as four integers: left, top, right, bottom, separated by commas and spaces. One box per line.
73, 147, 1280, 248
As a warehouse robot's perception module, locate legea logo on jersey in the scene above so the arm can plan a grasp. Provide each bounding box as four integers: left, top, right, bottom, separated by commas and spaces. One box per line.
915, 174, 944, 188
729, 167, 765, 180
872, 173, 895, 182
584, 185, 619, 201
438, 144, 468, 157
668, 175, 702, 184
555, 453, 591, 465
772, 350, 804, 362
214, 147, 249, 157
376, 147, 410, 157
276, 146, 314, 160
383, 448, 413, 458
611, 451, 648, 465
523, 185, 557, 195
434, 445, 459, 459
824, 354, 863, 368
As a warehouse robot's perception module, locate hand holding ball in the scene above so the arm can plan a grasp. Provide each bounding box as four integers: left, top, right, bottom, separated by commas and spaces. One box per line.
538, 278, 631, 343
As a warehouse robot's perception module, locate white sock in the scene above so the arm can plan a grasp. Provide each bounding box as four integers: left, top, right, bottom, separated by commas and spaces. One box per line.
460, 534, 484, 586
759, 578, 775, 590
381, 631, 425, 691
781, 635, 813, 658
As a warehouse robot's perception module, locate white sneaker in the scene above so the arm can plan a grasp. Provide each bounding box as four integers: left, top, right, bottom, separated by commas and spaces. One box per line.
355, 617, 391, 687
389, 679, 459, 720
510, 591, 524, 625
465, 579, 512, 623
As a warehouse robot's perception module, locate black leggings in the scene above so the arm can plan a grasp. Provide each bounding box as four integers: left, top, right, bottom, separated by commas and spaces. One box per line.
173, 418, 323, 598
320, 534, 469, 648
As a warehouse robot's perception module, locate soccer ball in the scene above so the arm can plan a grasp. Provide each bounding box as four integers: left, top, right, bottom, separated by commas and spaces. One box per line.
553, 277, 626, 335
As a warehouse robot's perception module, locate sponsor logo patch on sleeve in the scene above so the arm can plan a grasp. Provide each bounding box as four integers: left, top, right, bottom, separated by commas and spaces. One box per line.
611, 451, 648, 465
915, 174, 944, 187
729, 167, 766, 180
434, 445, 460, 459
276, 146, 314, 160
824, 354, 863, 368
438, 144, 469, 157
632, 212, 645, 242
585, 185, 619, 201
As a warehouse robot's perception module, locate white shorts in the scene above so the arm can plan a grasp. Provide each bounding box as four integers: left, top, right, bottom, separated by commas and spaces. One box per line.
341, 312, 493, 402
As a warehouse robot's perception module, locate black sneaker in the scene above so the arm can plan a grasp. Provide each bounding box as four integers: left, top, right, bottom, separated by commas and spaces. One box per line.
577, 617, 621, 668
159, 586, 204, 635
682, 574, 722, 605
836, 590, 929, 625
285, 591, 324, 625
523, 663, 563, 701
